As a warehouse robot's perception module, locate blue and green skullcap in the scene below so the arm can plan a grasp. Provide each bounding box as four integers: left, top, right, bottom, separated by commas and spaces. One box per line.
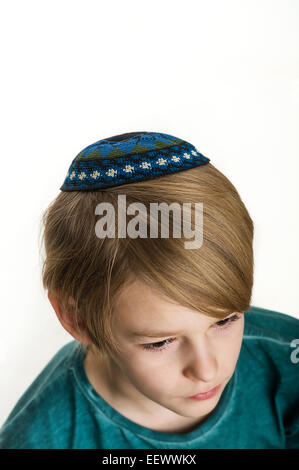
60, 131, 210, 191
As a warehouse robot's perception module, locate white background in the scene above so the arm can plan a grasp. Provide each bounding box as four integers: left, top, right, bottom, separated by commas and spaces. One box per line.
0, 0, 298, 427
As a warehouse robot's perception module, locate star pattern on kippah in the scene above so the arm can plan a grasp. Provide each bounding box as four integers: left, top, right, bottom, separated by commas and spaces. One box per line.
106, 169, 117, 177
123, 165, 135, 173
91, 170, 101, 179
140, 161, 151, 169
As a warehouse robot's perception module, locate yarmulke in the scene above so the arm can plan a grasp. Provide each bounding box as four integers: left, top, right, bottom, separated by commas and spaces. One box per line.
60, 131, 210, 191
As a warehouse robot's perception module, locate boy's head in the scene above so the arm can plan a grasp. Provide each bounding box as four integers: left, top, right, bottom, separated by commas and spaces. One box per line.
40, 132, 253, 417
48, 278, 245, 426
40, 131, 253, 424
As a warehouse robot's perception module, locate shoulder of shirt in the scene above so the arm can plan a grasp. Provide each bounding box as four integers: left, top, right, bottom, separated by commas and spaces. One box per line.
0, 339, 83, 449
243, 305, 299, 346
241, 304, 299, 390
242, 305, 299, 442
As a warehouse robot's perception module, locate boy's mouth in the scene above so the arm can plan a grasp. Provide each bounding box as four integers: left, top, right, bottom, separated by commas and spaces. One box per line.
188, 383, 221, 400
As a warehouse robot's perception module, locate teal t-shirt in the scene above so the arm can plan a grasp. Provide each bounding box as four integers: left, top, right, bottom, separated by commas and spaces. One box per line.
1, 306, 299, 449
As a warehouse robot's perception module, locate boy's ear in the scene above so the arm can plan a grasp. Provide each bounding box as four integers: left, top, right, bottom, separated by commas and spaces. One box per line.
47, 291, 92, 345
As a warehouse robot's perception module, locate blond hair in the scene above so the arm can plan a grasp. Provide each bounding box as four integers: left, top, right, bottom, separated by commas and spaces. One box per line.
39, 163, 254, 361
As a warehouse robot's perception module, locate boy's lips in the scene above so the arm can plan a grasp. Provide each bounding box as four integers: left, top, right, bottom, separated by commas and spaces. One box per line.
188, 383, 221, 398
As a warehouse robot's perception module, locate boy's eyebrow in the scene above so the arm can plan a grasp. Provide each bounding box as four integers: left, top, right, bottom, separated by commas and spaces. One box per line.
130, 312, 238, 338
132, 322, 212, 338
131, 330, 182, 338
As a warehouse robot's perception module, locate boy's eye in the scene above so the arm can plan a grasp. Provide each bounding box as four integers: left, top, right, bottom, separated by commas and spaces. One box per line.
141, 313, 241, 353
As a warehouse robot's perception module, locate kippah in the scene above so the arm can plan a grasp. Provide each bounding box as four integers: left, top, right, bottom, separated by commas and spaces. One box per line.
60, 131, 210, 191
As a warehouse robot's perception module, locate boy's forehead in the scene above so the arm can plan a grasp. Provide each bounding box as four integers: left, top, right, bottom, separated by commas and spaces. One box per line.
115, 280, 227, 316
113, 282, 226, 336
114, 280, 179, 313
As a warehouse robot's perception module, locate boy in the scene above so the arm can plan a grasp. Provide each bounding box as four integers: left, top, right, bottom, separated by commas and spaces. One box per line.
0, 131, 298, 449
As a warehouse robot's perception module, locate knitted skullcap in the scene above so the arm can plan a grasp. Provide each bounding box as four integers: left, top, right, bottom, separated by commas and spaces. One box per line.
60, 131, 210, 191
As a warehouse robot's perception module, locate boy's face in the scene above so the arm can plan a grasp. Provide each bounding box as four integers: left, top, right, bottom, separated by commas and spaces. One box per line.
88, 279, 244, 426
